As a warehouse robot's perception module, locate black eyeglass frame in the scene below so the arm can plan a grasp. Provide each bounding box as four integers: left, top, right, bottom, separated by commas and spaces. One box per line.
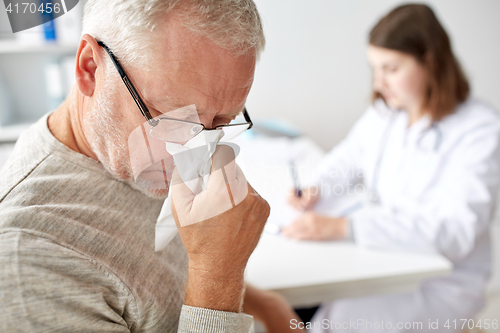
96, 40, 253, 136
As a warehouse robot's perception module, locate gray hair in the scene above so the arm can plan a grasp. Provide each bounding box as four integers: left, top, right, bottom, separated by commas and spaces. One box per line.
82, 0, 265, 68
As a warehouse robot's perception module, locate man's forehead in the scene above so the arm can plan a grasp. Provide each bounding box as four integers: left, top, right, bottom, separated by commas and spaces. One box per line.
149, 15, 256, 74
148, 49, 256, 86
126, 15, 255, 118
139, 57, 253, 117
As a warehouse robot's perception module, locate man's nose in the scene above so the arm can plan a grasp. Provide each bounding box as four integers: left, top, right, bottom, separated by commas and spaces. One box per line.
198, 115, 214, 130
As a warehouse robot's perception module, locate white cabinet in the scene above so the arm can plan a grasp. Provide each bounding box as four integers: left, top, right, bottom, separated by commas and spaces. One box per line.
0, 2, 83, 142
0, 43, 77, 127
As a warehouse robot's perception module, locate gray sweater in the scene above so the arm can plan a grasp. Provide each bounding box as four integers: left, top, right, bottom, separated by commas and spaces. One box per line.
0, 114, 253, 332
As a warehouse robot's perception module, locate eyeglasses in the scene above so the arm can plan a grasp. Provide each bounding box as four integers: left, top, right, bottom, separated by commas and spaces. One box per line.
97, 40, 253, 143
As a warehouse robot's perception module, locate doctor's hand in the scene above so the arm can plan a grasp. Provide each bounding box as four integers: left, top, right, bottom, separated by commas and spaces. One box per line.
287, 186, 320, 211
243, 284, 306, 333
170, 145, 270, 313
282, 212, 348, 241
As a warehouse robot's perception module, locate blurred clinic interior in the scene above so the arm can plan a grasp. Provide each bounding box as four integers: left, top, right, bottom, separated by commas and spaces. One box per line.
1, 0, 500, 333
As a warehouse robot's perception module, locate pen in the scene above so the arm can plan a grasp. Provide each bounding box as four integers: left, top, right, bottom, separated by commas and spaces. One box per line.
289, 160, 302, 197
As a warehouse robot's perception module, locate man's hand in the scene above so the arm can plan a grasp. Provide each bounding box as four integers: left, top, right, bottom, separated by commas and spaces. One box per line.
243, 284, 305, 333
282, 212, 348, 241
287, 186, 320, 211
171, 145, 270, 312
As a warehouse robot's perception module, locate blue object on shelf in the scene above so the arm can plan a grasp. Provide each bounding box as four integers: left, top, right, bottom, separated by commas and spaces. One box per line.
42, 0, 57, 41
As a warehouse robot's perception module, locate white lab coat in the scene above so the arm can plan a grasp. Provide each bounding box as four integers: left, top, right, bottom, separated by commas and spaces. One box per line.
309, 98, 500, 333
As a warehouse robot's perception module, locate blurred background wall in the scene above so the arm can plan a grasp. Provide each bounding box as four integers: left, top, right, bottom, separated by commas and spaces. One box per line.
247, 0, 500, 150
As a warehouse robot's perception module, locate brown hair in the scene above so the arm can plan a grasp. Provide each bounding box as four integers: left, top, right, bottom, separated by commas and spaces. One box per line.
369, 4, 469, 121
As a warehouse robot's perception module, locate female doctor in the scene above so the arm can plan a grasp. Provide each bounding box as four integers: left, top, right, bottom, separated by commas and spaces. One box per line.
285, 4, 500, 332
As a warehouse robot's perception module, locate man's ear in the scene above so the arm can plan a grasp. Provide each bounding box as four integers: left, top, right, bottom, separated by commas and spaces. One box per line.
75, 34, 105, 97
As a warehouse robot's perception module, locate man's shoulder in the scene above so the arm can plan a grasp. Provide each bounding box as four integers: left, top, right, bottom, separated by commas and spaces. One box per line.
0, 144, 188, 317
0, 151, 165, 269
0, 121, 50, 202
0, 229, 140, 331
0, 115, 152, 229
0, 115, 111, 202
0, 225, 187, 332
0, 228, 109, 273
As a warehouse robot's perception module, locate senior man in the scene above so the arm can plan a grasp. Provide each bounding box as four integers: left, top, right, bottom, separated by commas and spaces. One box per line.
0, 0, 304, 332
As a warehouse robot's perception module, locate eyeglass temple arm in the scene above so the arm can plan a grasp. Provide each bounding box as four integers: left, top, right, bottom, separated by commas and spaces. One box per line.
243, 107, 253, 130
96, 41, 158, 126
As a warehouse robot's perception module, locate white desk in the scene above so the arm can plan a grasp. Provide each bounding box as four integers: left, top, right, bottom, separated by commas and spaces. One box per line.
245, 234, 451, 308
234, 135, 452, 308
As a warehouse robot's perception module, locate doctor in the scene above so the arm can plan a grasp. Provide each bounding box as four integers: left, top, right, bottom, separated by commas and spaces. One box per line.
286, 4, 500, 332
